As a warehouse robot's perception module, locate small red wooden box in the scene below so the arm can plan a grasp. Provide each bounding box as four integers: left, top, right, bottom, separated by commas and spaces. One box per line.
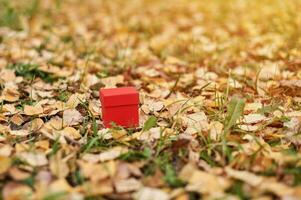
100, 87, 139, 128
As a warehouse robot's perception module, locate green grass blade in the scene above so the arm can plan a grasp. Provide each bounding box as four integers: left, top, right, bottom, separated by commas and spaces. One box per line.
142, 116, 157, 132
224, 98, 245, 132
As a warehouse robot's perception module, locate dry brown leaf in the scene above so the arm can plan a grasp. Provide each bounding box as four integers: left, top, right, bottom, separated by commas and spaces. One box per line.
0, 69, 16, 83
10, 129, 30, 137
40, 64, 73, 77
209, 121, 223, 141
2, 182, 33, 200
88, 99, 101, 116
0, 114, 7, 122
243, 114, 267, 124
138, 127, 161, 141
24, 104, 44, 116
11, 114, 24, 125
245, 102, 262, 112
66, 93, 86, 109
115, 178, 142, 193
49, 178, 73, 194
0, 145, 13, 156
238, 124, 260, 132
18, 152, 48, 167
1, 88, 20, 102
23, 118, 44, 132
0, 156, 11, 174
60, 127, 81, 139
259, 63, 280, 81
82, 179, 114, 195
260, 179, 294, 197
97, 129, 113, 140
63, 109, 83, 126
179, 164, 230, 198
78, 160, 116, 182
82, 147, 128, 163
133, 187, 170, 200
49, 152, 69, 178
34, 140, 50, 151
225, 167, 263, 187
9, 167, 31, 181
83, 74, 99, 88
101, 75, 124, 88
183, 112, 209, 134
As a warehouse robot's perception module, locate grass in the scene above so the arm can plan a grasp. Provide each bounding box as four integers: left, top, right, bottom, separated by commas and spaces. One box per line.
142, 116, 157, 132
56, 90, 71, 102
7, 63, 58, 83
0, 0, 40, 30
0, 0, 20, 29
227, 180, 250, 200
43, 192, 67, 200
119, 147, 152, 162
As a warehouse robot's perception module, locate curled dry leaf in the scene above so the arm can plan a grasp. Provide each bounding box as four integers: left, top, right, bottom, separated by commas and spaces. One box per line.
11, 114, 24, 125
10, 129, 30, 137
144, 100, 164, 113
138, 127, 161, 141
243, 114, 267, 124
209, 121, 223, 141
89, 99, 101, 116
40, 64, 73, 77
1, 88, 20, 102
179, 164, 230, 198
49, 152, 70, 178
0, 69, 16, 83
183, 112, 208, 126
49, 178, 73, 194
259, 63, 280, 81
101, 75, 124, 88
9, 167, 31, 181
0, 156, 11, 174
63, 109, 83, 126
0, 145, 13, 157
183, 112, 209, 134
82, 179, 114, 196
115, 178, 142, 193
238, 124, 260, 132
225, 167, 263, 187
24, 104, 44, 116
245, 102, 263, 112
97, 129, 113, 140
23, 118, 44, 132
0, 114, 7, 122
133, 187, 170, 200
66, 93, 86, 109
82, 146, 128, 163
34, 140, 50, 151
2, 182, 33, 200
78, 160, 116, 182
2, 104, 17, 115
60, 127, 81, 139
18, 152, 48, 167
83, 74, 99, 88
260, 179, 294, 197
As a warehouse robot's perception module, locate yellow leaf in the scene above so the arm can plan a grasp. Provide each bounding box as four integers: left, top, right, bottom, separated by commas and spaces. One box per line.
0, 156, 11, 174
24, 105, 43, 116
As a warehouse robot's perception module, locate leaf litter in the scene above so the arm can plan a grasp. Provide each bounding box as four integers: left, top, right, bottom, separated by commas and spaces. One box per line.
0, 0, 301, 199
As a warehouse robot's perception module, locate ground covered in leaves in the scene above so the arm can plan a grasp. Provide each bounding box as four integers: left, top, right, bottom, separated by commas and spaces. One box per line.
0, 0, 301, 199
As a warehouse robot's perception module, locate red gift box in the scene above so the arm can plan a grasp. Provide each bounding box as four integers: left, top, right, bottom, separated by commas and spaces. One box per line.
100, 87, 139, 128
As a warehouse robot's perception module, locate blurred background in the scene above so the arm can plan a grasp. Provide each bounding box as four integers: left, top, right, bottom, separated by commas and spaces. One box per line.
1, 0, 300, 73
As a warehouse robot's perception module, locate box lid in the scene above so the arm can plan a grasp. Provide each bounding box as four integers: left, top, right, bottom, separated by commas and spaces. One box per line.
100, 87, 139, 107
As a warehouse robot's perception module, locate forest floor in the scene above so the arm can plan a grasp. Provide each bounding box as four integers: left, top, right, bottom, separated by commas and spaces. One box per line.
0, 0, 301, 199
